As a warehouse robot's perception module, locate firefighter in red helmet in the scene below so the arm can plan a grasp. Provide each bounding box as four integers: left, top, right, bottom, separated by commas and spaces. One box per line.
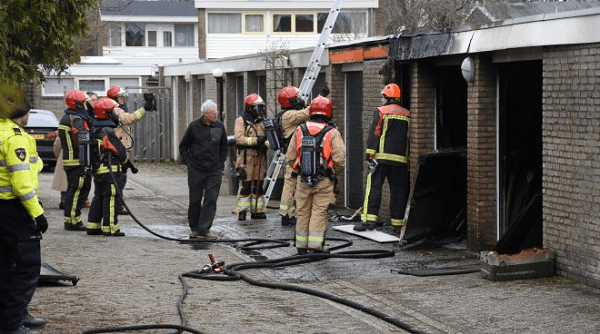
276, 86, 309, 226
58, 90, 94, 231
106, 85, 154, 216
354, 83, 410, 234
234, 94, 269, 220
86, 98, 135, 236
286, 96, 345, 254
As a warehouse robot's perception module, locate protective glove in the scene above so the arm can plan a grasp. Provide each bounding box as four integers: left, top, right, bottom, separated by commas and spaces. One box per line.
34, 214, 48, 234
256, 136, 267, 146
122, 160, 139, 174
143, 93, 156, 111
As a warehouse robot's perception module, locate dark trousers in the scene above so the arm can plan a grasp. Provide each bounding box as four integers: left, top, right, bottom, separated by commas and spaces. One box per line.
187, 165, 222, 234
116, 172, 127, 213
88, 173, 125, 231
64, 167, 92, 224
363, 163, 409, 222
0, 199, 41, 331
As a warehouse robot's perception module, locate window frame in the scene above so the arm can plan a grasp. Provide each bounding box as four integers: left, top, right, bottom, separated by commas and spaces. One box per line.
271, 12, 316, 34
243, 13, 265, 34
207, 13, 242, 34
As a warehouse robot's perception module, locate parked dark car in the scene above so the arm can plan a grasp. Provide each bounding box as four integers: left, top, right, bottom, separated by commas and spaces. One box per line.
24, 109, 60, 167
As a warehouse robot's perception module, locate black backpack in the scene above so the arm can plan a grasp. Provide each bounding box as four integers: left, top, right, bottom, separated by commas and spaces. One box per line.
299, 123, 334, 186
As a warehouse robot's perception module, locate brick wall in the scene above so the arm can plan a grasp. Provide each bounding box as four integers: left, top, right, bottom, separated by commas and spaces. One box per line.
543, 43, 600, 288
197, 9, 206, 59
467, 54, 497, 251
409, 61, 435, 178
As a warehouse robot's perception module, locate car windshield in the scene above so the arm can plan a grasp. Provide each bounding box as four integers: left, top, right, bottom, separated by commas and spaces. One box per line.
26, 110, 59, 128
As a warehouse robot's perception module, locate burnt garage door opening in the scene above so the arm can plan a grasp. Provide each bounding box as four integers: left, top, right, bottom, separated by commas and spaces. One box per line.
496, 60, 543, 254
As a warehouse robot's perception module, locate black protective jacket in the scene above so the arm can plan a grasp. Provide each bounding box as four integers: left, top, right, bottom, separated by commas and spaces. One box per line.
179, 117, 228, 171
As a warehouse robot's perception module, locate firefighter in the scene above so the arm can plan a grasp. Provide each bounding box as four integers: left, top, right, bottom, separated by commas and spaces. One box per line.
234, 94, 269, 221
0, 94, 48, 334
286, 96, 345, 254
86, 98, 135, 237
354, 83, 410, 234
58, 90, 94, 231
106, 85, 154, 216
276, 86, 309, 226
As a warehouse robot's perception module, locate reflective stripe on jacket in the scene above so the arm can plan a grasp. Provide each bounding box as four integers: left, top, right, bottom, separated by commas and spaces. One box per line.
0, 118, 44, 218
365, 103, 410, 166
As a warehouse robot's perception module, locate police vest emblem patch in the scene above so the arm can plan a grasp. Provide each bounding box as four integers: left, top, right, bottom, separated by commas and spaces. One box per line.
15, 148, 26, 161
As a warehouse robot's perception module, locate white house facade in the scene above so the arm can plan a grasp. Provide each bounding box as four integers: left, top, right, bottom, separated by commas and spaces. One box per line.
195, 0, 379, 58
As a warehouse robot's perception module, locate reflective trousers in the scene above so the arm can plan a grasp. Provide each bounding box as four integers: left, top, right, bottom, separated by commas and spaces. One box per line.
362, 163, 409, 226
295, 177, 334, 251
87, 172, 125, 234
0, 199, 41, 331
64, 167, 92, 226
278, 166, 297, 218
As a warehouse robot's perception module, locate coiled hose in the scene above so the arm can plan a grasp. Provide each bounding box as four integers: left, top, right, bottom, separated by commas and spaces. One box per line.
78, 159, 427, 334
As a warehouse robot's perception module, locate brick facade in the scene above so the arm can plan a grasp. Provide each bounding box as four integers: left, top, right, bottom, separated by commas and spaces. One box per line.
466, 54, 498, 251
409, 61, 435, 178
543, 43, 600, 288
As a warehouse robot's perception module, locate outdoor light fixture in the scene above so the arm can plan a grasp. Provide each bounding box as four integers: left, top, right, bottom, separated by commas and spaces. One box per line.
461, 56, 475, 83
212, 68, 223, 79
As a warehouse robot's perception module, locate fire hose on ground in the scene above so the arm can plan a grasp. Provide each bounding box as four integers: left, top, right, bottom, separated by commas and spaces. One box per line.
77, 157, 427, 334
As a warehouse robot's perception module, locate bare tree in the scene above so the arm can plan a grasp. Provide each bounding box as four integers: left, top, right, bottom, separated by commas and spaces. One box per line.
381, 0, 552, 34
258, 41, 292, 118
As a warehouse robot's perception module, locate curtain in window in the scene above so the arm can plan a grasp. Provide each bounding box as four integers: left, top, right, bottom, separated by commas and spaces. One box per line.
273, 14, 291, 32
175, 24, 194, 46
79, 80, 105, 94
126, 23, 145, 46
109, 24, 122, 47
43, 78, 74, 95
245, 14, 263, 32
208, 14, 242, 33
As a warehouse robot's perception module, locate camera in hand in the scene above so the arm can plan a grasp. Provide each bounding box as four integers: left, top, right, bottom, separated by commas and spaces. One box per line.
143, 93, 157, 111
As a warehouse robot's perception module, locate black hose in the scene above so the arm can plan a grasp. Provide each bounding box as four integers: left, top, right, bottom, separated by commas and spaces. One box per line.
86, 158, 428, 334
79, 324, 203, 334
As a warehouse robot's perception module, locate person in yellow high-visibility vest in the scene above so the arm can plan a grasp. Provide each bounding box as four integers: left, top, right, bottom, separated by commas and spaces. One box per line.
0, 91, 48, 333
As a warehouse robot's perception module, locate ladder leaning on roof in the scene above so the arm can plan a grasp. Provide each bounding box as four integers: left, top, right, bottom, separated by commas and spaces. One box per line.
297, 0, 345, 104
262, 0, 345, 208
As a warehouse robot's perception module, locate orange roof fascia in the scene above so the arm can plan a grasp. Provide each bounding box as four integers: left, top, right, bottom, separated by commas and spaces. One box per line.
330, 49, 364, 64
364, 46, 388, 59
330, 45, 389, 64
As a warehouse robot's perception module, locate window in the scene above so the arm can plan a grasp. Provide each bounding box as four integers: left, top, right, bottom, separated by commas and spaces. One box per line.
163, 31, 172, 47
272, 13, 315, 33
273, 14, 291, 32
126, 23, 145, 46
42, 78, 75, 96
109, 24, 122, 47
79, 80, 105, 94
295, 14, 314, 33
175, 24, 194, 47
318, 12, 366, 34
208, 13, 242, 33
148, 31, 157, 47
244, 14, 264, 33
110, 78, 141, 94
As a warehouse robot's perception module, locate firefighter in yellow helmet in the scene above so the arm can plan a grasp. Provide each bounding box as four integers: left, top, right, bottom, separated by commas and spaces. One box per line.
0, 85, 48, 333
286, 96, 345, 254
354, 83, 410, 234
276, 86, 309, 226
234, 94, 270, 221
